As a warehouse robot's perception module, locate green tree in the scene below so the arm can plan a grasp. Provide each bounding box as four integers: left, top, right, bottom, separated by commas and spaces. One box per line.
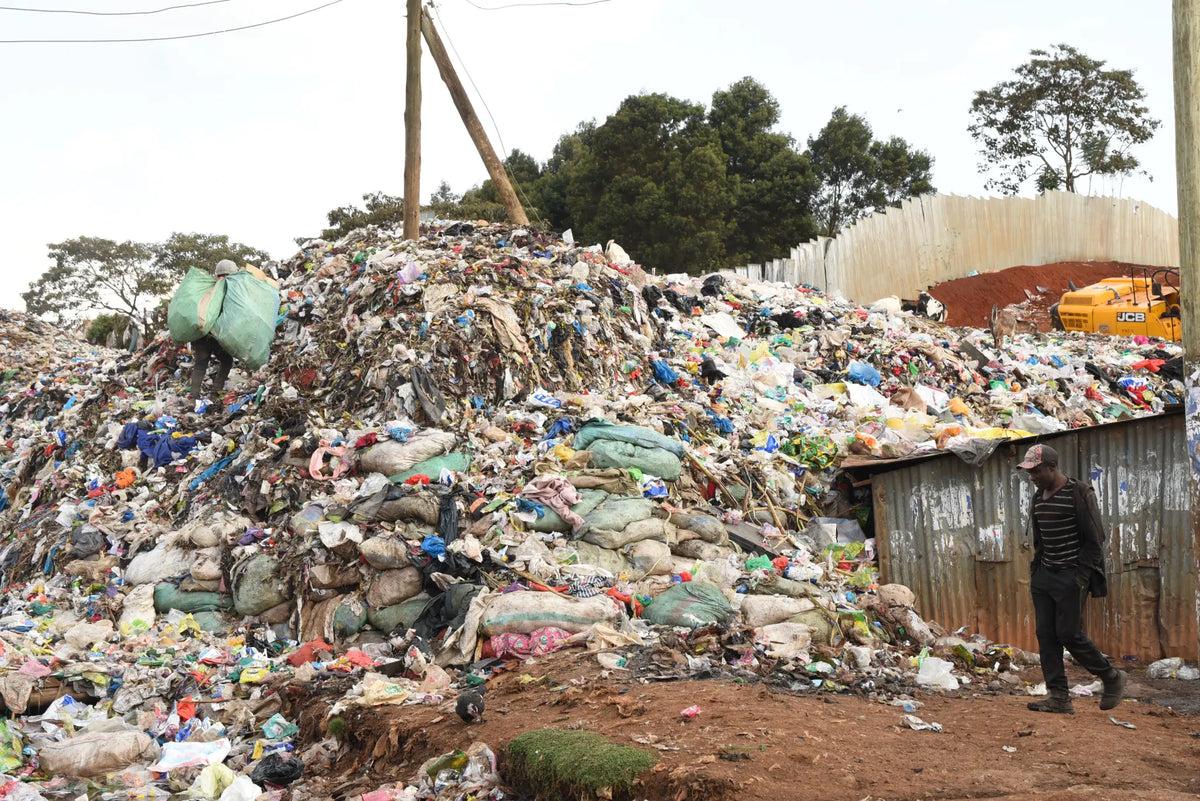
807, 107, 879, 236
567, 93, 734, 274
85, 312, 129, 346
535, 125, 595, 231
708, 77, 817, 263
317, 191, 406, 240
968, 44, 1161, 194
23, 237, 162, 327
869, 136, 935, 209
807, 108, 936, 236
458, 149, 546, 222
430, 180, 459, 205
154, 232, 269, 279
23, 233, 269, 328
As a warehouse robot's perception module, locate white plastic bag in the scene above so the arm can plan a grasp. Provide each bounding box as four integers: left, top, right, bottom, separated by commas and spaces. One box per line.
217, 775, 262, 801
1147, 656, 1183, 679
916, 656, 960, 690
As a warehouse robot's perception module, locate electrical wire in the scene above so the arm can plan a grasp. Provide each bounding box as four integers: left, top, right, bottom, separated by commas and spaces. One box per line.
0, 0, 346, 42
463, 0, 611, 9
430, 2, 545, 225
431, 3, 507, 158
0, 1, 230, 15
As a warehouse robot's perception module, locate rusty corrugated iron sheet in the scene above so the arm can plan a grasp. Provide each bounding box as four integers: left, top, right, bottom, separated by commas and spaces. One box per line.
869, 411, 1192, 661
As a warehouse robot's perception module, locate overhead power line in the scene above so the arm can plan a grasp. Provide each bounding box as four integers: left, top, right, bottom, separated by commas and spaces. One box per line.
0, 1, 231, 16
0, 0, 346, 43
463, 0, 612, 10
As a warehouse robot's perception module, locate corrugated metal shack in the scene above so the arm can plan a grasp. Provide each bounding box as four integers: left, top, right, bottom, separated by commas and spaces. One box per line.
845, 410, 1194, 661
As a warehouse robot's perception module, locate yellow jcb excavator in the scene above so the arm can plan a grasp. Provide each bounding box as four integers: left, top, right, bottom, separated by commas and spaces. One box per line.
1050, 266, 1181, 342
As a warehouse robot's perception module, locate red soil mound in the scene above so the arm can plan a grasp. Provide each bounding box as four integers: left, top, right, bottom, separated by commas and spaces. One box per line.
930, 261, 1173, 330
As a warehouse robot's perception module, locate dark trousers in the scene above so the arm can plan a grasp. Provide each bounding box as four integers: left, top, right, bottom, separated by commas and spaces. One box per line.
190, 336, 233, 397
1031, 567, 1115, 694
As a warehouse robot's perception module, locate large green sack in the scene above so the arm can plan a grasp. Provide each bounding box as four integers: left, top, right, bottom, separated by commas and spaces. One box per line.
367, 596, 433, 634
574, 420, 687, 458
641, 582, 732, 629
585, 495, 662, 533
589, 440, 682, 481
210, 270, 280, 370
388, 451, 472, 483
153, 583, 231, 614
230, 554, 291, 616
528, 488, 609, 533
168, 268, 227, 343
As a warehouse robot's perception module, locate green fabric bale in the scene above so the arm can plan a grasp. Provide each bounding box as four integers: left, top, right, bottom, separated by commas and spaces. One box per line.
210, 269, 280, 369
230, 554, 292, 616
388, 451, 472, 483
333, 596, 368, 638
573, 420, 686, 458
583, 517, 673, 550
153, 584, 230, 614
191, 611, 228, 633
569, 542, 632, 575
589, 440, 682, 481
528, 488, 609, 533
168, 268, 227, 344
584, 495, 661, 533
480, 592, 618, 636
750, 575, 823, 600
367, 596, 432, 635
669, 513, 728, 544
788, 607, 835, 644
641, 581, 732, 629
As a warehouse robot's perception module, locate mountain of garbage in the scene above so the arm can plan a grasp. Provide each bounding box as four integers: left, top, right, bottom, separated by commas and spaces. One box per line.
0, 222, 1182, 799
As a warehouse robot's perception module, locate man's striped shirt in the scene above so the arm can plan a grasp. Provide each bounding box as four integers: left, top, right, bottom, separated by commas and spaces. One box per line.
1034, 478, 1081, 569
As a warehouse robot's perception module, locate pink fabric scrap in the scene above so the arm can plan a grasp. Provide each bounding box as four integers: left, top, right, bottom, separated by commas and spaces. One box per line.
521, 474, 584, 531
489, 627, 572, 659
309, 440, 350, 482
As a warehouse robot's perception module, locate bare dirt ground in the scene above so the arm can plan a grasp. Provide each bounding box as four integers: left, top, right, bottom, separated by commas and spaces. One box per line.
929, 262, 1177, 332
295, 648, 1200, 801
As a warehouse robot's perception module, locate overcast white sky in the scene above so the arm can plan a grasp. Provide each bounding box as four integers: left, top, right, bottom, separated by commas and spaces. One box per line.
0, 0, 1178, 311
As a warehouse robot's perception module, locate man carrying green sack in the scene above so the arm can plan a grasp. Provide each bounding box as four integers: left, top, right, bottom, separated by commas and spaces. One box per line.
188, 260, 238, 398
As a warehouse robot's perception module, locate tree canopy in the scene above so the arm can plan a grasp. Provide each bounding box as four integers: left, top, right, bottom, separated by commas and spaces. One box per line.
307, 78, 938, 273
807, 107, 935, 236
968, 44, 1161, 194
154, 232, 269, 278
23, 232, 269, 328
708, 78, 817, 264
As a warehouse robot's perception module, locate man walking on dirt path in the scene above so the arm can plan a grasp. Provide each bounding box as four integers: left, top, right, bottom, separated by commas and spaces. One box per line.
1019, 444, 1126, 714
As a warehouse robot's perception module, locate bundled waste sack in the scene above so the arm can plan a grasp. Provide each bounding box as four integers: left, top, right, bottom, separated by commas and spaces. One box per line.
641, 581, 732, 629
209, 266, 281, 369
168, 267, 227, 343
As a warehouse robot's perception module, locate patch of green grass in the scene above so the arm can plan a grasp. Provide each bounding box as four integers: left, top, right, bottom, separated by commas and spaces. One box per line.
506, 729, 658, 800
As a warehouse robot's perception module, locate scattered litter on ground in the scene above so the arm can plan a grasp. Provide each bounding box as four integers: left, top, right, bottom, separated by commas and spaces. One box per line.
0, 223, 1188, 796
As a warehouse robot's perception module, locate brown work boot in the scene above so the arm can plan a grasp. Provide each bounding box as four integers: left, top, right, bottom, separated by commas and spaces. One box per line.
1027, 693, 1074, 714
1100, 669, 1127, 711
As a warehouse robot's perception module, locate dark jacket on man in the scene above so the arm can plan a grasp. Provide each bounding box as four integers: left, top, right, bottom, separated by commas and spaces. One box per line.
1028, 479, 1108, 598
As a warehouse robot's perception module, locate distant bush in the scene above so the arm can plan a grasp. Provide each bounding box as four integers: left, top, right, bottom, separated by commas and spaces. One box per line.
85, 313, 129, 346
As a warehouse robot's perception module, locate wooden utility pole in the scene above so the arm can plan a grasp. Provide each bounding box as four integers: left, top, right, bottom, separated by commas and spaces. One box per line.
420, 7, 529, 225
1174, 0, 1200, 663
403, 0, 422, 240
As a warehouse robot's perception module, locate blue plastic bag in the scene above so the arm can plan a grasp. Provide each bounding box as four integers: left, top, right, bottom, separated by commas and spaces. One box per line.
847, 361, 882, 387
651, 359, 681, 384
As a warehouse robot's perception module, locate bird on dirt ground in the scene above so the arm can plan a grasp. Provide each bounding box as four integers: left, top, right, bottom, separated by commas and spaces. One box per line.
456, 687, 485, 724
